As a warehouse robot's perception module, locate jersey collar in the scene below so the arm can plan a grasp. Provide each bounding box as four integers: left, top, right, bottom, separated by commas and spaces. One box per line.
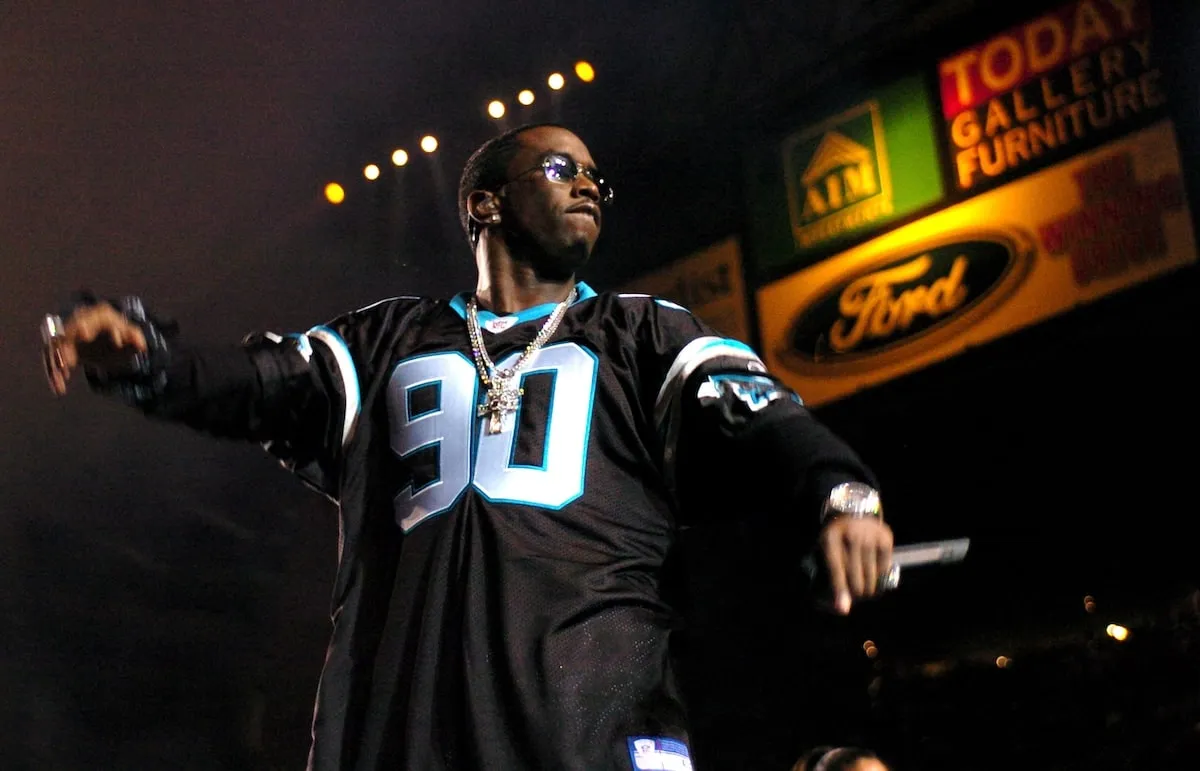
449, 282, 596, 330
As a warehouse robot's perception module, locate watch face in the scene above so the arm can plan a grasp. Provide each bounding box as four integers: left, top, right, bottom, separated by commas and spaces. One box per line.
828, 482, 882, 517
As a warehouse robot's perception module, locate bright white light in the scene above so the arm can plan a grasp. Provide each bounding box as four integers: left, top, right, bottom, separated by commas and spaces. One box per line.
420, 135, 438, 153
391, 149, 409, 167
547, 72, 565, 90
1106, 624, 1129, 641
487, 100, 506, 119
517, 89, 535, 106
363, 164, 380, 181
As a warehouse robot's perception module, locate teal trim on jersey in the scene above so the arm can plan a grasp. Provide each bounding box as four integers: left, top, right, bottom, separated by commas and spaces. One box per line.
616, 293, 692, 315
653, 298, 689, 313
306, 325, 361, 447
406, 380, 442, 420
697, 337, 757, 358
389, 350, 479, 532
283, 333, 314, 361
448, 281, 597, 324
404, 439, 445, 495
474, 344, 599, 511
575, 281, 597, 302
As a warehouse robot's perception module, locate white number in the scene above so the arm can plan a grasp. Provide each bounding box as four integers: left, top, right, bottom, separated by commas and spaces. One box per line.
387, 342, 598, 532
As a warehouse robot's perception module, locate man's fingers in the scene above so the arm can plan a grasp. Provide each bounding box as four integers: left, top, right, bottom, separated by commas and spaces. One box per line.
821, 528, 852, 615
846, 531, 866, 598
127, 324, 148, 352
876, 537, 893, 594
819, 518, 898, 611
64, 304, 146, 351
862, 541, 879, 598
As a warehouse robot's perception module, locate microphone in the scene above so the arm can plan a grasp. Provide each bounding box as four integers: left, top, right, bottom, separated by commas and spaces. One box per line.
880, 537, 971, 591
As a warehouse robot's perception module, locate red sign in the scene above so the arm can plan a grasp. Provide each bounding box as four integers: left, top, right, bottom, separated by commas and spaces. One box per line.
937, 0, 1167, 193
939, 0, 1152, 118
1039, 152, 1186, 285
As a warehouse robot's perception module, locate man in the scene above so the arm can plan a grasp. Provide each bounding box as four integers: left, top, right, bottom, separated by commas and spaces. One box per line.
43, 124, 894, 770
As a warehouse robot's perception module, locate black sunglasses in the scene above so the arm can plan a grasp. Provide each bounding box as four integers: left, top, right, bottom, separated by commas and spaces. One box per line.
506, 153, 615, 204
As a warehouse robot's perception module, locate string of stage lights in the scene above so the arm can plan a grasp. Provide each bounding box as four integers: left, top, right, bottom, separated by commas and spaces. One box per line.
322, 61, 597, 205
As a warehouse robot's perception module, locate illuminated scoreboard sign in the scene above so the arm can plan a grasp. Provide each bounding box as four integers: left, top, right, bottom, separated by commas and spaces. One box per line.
939, 0, 1168, 193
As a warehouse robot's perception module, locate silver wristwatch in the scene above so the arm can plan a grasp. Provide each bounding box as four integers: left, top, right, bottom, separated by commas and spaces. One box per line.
820, 482, 883, 524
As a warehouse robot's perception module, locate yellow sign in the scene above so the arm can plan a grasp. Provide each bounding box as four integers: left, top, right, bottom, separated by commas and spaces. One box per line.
617, 237, 751, 342
757, 119, 1194, 406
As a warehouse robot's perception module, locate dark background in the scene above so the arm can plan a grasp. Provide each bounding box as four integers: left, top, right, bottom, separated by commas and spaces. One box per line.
2, 1, 1197, 768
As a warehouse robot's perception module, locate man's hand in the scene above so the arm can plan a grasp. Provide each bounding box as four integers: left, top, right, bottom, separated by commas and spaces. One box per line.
819, 515, 894, 615
44, 303, 148, 396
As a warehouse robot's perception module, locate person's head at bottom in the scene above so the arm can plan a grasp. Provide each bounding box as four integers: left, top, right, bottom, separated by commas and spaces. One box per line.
792, 745, 890, 771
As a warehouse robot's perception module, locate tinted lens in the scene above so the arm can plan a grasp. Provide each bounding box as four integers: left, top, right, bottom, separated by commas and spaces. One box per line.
541, 154, 574, 183
541, 154, 614, 204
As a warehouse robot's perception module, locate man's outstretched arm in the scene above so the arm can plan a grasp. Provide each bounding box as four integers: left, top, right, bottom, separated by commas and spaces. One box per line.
43, 296, 334, 449
659, 343, 894, 616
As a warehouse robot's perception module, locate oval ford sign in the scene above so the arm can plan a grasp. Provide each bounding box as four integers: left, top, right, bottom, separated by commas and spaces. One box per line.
779, 230, 1034, 371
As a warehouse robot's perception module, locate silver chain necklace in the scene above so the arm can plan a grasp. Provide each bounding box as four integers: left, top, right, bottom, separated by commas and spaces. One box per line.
466, 287, 576, 434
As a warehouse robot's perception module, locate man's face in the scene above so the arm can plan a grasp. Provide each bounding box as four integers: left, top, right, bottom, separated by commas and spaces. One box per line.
497, 126, 604, 275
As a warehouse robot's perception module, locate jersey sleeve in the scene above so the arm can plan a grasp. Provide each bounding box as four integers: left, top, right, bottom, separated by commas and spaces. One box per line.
628, 295, 877, 527
130, 311, 370, 502
250, 318, 362, 501
257, 297, 426, 500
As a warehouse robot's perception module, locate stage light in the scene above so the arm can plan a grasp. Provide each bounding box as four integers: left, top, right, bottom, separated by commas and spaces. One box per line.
1106, 624, 1129, 641
547, 72, 565, 90
517, 89, 535, 106
324, 182, 345, 205
420, 135, 438, 153
996, 655, 1011, 668
391, 149, 409, 167
574, 61, 595, 82
1084, 595, 1096, 612
364, 164, 380, 181
487, 100, 506, 119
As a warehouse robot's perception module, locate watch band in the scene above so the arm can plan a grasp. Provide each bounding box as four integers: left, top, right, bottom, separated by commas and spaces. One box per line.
821, 482, 883, 523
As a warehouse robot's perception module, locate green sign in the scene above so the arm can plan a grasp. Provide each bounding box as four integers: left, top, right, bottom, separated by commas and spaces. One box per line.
745, 74, 945, 281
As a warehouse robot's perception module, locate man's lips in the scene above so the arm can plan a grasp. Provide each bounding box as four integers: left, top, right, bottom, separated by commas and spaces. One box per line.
566, 203, 600, 225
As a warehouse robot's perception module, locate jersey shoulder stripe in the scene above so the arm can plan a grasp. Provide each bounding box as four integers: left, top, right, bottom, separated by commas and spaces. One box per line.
306, 325, 360, 448
654, 336, 763, 428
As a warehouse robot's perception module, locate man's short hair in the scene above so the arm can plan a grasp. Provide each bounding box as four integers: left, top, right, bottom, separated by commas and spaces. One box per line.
457, 123, 567, 248
794, 745, 885, 771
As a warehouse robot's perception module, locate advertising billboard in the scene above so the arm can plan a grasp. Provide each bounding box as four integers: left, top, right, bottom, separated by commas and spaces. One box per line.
757, 120, 1193, 406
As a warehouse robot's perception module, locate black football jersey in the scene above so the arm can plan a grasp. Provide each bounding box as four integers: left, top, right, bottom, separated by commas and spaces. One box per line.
151, 282, 874, 771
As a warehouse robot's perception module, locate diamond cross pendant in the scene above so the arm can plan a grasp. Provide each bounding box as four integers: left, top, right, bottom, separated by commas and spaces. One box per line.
478, 382, 522, 434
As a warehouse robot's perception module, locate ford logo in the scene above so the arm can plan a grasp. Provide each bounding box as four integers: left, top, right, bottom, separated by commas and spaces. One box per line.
779, 230, 1034, 371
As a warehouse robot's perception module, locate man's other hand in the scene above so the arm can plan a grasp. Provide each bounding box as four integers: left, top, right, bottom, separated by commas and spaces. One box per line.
819, 515, 894, 615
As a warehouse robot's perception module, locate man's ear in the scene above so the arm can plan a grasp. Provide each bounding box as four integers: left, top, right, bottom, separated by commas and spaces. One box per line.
467, 190, 502, 225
